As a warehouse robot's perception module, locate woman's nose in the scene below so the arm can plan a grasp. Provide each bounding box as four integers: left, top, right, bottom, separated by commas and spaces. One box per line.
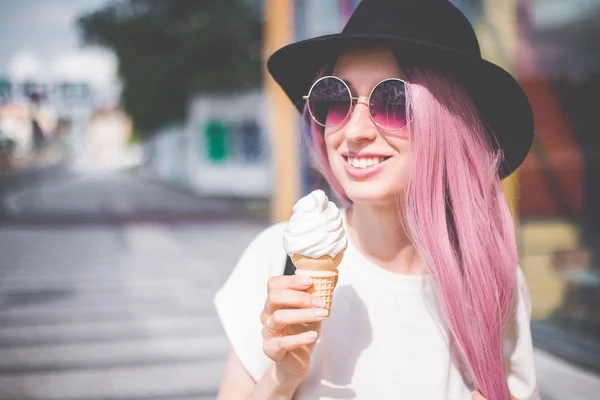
344, 100, 377, 143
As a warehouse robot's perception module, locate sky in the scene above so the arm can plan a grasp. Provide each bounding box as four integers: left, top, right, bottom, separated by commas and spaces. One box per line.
0, 0, 119, 103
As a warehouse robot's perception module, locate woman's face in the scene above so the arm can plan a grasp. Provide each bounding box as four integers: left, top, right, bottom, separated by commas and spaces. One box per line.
324, 46, 412, 205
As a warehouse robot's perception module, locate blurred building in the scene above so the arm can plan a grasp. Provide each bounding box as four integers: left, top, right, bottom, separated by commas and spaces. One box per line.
186, 90, 271, 197
0, 78, 92, 156
144, 90, 271, 198
0, 75, 139, 173
0, 80, 59, 159
73, 107, 139, 172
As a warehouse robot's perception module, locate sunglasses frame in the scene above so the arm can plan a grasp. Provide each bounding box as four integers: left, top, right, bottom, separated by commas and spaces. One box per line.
303, 75, 412, 132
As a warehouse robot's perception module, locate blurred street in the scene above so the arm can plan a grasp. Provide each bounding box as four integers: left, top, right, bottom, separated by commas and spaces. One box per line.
0, 170, 598, 399
0, 169, 267, 399
0, 170, 268, 224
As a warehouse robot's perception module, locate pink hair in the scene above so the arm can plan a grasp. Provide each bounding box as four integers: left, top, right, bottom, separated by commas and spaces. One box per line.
301, 66, 518, 399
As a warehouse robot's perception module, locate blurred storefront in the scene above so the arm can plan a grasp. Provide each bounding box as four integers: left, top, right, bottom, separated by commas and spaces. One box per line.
515, 0, 600, 371
0, 78, 78, 172
265, 0, 600, 372
143, 90, 272, 198
186, 90, 272, 198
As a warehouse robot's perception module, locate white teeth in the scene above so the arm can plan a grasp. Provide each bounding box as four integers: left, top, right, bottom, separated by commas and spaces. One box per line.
347, 156, 386, 169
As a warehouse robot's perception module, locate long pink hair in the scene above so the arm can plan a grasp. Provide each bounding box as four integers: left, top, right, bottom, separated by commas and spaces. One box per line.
301, 64, 518, 400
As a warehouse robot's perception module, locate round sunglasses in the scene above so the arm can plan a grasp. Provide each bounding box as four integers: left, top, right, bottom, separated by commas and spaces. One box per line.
303, 76, 411, 132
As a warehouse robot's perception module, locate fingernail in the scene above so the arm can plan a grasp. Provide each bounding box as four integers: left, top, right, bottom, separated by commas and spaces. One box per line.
299, 276, 313, 285
312, 297, 324, 308
305, 331, 318, 339
314, 308, 329, 317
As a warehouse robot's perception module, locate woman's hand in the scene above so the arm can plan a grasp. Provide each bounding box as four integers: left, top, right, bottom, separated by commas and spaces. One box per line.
260, 274, 329, 383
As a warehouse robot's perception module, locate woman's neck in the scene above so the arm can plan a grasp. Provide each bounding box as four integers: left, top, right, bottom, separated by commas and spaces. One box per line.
346, 202, 428, 275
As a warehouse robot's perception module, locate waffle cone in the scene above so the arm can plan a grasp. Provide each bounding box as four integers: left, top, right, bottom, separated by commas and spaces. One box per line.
291, 250, 345, 272
294, 269, 337, 311
291, 251, 345, 312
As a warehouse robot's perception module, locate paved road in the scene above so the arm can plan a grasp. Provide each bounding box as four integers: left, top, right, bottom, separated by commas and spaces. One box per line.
1, 171, 268, 223
0, 221, 264, 399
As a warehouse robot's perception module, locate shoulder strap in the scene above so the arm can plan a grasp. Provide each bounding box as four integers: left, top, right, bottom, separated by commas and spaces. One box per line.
283, 255, 296, 276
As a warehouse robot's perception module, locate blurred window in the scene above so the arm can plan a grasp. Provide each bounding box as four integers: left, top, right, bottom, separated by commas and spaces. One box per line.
204, 120, 228, 163
0, 79, 12, 104
59, 83, 91, 104
240, 120, 262, 163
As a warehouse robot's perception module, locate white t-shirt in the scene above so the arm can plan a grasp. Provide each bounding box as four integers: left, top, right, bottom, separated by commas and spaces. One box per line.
214, 212, 540, 400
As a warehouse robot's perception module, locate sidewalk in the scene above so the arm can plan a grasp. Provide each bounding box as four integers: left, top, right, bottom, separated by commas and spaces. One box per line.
535, 347, 600, 400
0, 219, 258, 398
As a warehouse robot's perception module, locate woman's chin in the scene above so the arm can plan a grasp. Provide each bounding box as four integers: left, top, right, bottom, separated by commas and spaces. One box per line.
343, 184, 401, 205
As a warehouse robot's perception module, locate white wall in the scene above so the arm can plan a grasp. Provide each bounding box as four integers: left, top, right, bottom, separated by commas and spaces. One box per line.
144, 124, 188, 184
193, 163, 272, 197
186, 89, 273, 198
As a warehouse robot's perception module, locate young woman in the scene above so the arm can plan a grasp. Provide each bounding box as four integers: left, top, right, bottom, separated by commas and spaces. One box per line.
215, 0, 538, 399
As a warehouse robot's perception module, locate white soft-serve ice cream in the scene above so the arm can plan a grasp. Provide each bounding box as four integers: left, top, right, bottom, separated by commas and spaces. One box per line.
283, 190, 347, 311
283, 189, 347, 261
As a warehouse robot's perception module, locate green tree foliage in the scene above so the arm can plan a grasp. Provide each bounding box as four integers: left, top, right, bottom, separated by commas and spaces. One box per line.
78, 0, 262, 137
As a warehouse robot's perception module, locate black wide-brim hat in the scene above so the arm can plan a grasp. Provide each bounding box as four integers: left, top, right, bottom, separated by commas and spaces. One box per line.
267, 0, 534, 179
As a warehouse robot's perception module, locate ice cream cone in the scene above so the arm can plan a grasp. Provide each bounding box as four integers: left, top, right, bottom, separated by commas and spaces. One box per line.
283, 190, 348, 314
292, 251, 345, 312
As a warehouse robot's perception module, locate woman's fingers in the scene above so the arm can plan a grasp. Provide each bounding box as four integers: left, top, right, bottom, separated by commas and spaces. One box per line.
272, 308, 328, 331
279, 331, 318, 351
261, 275, 326, 366
263, 330, 318, 362
267, 275, 313, 292
265, 289, 324, 313
262, 308, 328, 338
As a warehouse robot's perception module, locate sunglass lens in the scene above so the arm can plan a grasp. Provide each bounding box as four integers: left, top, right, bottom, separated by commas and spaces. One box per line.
308, 77, 351, 127
370, 79, 408, 131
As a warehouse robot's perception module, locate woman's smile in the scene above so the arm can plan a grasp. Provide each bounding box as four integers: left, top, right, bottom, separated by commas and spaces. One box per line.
342, 153, 394, 179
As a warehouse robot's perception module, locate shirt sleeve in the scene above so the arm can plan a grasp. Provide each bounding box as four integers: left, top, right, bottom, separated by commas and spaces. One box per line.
213, 222, 288, 382
504, 267, 541, 400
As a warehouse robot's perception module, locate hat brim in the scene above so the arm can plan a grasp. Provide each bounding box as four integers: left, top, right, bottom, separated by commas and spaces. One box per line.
267, 33, 533, 179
